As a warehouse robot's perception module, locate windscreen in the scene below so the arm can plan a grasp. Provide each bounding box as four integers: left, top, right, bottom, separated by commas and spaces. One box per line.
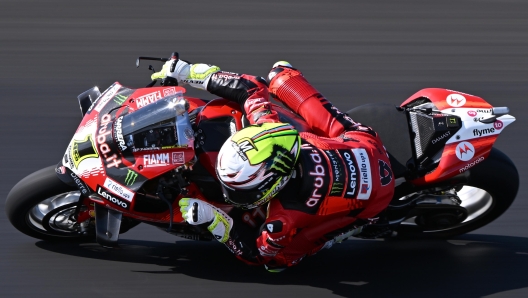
118, 97, 194, 151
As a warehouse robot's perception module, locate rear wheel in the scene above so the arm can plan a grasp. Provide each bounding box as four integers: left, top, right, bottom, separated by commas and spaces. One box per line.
395, 148, 519, 238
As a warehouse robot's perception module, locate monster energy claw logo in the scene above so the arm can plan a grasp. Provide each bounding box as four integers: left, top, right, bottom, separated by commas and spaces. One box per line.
267, 145, 294, 175
124, 170, 138, 186
114, 94, 128, 105
331, 182, 344, 193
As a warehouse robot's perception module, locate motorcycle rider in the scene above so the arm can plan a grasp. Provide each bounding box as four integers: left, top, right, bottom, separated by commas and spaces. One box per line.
151, 55, 395, 271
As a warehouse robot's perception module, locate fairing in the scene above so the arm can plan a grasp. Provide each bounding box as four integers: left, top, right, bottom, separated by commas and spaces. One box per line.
62, 83, 201, 215
401, 88, 515, 185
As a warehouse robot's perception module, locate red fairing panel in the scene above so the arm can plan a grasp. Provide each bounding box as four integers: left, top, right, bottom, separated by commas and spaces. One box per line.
401, 88, 493, 110
401, 88, 500, 185
412, 135, 497, 185
64, 82, 210, 216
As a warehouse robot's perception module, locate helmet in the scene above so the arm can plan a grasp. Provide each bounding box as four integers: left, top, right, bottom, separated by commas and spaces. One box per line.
216, 122, 301, 209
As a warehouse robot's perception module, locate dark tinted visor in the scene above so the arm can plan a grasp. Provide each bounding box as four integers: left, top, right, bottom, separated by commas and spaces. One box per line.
221, 185, 267, 209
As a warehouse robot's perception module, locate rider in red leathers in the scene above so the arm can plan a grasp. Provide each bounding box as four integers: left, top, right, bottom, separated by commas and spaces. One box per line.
152, 57, 395, 271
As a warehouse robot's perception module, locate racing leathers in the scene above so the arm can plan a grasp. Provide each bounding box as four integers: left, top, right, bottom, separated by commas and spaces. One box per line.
158, 59, 395, 269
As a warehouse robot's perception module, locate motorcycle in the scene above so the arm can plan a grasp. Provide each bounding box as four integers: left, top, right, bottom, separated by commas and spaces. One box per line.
6, 53, 519, 249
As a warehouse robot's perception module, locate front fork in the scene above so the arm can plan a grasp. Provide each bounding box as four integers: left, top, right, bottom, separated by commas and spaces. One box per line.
56, 163, 122, 246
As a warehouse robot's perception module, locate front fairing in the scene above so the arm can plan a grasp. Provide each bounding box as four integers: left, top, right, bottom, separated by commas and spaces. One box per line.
62, 82, 198, 212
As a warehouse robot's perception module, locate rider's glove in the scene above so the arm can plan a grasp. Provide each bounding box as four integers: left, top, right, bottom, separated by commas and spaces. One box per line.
179, 198, 233, 243
151, 58, 220, 90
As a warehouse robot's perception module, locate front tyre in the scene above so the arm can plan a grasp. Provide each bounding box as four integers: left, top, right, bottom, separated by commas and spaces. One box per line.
5, 166, 91, 241
396, 148, 519, 238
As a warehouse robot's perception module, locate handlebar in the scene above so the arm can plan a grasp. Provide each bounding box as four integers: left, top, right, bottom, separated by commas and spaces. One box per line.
137, 52, 179, 87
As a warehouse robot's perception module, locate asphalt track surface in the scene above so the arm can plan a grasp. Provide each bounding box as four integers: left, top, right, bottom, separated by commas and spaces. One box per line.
1, 1, 528, 297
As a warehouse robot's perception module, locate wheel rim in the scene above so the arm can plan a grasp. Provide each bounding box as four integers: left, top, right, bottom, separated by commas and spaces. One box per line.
26, 191, 83, 235
401, 186, 494, 233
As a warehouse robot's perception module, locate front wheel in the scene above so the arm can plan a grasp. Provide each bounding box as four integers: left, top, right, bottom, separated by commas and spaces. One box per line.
5, 166, 94, 241
395, 148, 519, 238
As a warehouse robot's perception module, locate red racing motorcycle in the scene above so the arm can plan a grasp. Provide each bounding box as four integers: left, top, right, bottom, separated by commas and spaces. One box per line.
6, 54, 519, 247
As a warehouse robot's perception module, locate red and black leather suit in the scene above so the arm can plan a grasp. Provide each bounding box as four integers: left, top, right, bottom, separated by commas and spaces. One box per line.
204, 66, 395, 268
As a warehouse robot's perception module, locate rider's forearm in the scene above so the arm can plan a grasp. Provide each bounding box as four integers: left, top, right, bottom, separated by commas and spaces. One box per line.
206, 72, 280, 124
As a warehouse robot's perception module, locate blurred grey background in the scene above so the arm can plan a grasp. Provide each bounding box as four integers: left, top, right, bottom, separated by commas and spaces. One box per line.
1, 0, 527, 297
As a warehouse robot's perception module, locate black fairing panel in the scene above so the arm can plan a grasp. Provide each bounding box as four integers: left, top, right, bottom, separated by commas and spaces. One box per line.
347, 103, 412, 178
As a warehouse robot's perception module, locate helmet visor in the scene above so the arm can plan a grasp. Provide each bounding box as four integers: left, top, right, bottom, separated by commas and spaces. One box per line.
220, 173, 290, 209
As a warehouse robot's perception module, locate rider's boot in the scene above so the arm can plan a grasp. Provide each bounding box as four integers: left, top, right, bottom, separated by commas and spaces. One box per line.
267, 61, 361, 138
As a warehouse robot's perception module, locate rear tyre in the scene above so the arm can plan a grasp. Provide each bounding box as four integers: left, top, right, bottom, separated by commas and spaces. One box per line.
396, 148, 519, 238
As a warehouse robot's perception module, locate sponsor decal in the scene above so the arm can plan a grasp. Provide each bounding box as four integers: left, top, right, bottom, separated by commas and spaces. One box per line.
459, 156, 485, 173
94, 84, 121, 112
71, 172, 89, 195
258, 243, 280, 257
455, 141, 475, 161
476, 109, 492, 113
446, 94, 466, 108
71, 135, 99, 168
268, 235, 286, 243
144, 153, 170, 167
467, 110, 477, 117
97, 114, 122, 168
172, 152, 185, 164
64, 145, 75, 169
238, 139, 255, 153
162, 87, 177, 97
232, 139, 255, 161
378, 160, 393, 186
305, 150, 327, 208
55, 166, 66, 175
96, 185, 129, 209
268, 148, 295, 175
114, 116, 127, 151
225, 238, 243, 255
133, 147, 161, 152
266, 221, 283, 233
241, 206, 266, 228
255, 174, 290, 207
136, 90, 162, 108
214, 72, 241, 80
232, 145, 247, 161
113, 94, 128, 105
493, 120, 504, 130
473, 127, 495, 137
432, 131, 451, 144
341, 151, 358, 198
103, 177, 134, 202
352, 149, 372, 200
124, 170, 138, 186
325, 150, 345, 196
